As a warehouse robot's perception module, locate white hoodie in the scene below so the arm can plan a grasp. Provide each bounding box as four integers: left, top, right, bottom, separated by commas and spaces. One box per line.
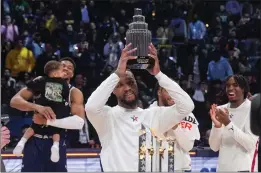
85, 72, 194, 171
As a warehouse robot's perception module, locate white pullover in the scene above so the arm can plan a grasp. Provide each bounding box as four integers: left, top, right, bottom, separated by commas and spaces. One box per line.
85, 72, 194, 171
209, 99, 259, 172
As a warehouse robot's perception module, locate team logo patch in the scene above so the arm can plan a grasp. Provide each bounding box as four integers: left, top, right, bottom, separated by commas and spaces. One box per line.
131, 115, 138, 122
45, 82, 63, 102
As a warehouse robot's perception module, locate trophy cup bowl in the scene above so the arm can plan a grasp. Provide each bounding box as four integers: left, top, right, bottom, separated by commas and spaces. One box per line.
126, 8, 155, 69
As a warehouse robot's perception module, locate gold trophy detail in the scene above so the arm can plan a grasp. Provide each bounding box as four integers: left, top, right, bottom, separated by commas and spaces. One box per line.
139, 144, 147, 160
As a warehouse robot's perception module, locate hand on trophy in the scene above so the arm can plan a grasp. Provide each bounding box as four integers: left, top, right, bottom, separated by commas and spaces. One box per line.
147, 43, 160, 76
115, 43, 137, 77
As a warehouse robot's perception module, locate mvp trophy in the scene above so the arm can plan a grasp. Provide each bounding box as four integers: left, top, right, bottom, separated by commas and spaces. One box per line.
138, 125, 156, 172
126, 8, 155, 69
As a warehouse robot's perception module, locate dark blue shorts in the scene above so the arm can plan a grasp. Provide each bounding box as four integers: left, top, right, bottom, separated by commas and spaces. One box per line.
21, 136, 67, 172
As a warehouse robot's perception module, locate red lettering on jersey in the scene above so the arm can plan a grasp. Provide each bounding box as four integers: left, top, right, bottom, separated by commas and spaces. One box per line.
180, 121, 185, 128
185, 122, 192, 130
179, 121, 192, 130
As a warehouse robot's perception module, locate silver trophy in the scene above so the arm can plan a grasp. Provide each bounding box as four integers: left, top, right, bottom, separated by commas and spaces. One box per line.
126, 8, 155, 69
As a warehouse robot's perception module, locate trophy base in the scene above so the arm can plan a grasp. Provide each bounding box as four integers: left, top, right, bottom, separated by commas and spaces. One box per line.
127, 56, 155, 69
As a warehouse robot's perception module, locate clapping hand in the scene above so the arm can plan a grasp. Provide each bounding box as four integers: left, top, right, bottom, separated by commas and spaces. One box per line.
209, 104, 222, 128
215, 108, 231, 126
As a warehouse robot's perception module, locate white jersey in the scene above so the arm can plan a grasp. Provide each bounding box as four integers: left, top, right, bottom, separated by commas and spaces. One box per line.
85, 72, 194, 171
150, 102, 200, 171
209, 99, 259, 172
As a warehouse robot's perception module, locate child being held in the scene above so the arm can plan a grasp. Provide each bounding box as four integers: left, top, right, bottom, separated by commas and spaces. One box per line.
13, 60, 70, 162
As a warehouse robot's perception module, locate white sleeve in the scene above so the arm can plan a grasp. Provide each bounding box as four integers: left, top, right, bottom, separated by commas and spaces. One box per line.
225, 119, 258, 152
85, 73, 119, 135
167, 127, 195, 152
209, 124, 224, 152
149, 72, 194, 135
179, 113, 200, 140
165, 114, 200, 152
47, 115, 84, 129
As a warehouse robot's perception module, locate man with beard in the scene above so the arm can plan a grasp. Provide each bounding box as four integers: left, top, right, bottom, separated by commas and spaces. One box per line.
10, 58, 85, 172
85, 43, 194, 171
150, 82, 200, 172
209, 75, 259, 171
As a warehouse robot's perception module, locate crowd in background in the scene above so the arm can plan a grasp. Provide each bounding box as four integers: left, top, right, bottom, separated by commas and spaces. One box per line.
1, 0, 260, 149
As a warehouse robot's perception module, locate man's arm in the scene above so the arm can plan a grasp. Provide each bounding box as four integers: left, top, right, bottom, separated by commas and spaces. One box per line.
166, 127, 195, 152
85, 73, 119, 134
209, 125, 223, 152
10, 88, 36, 111
46, 88, 85, 130
225, 120, 258, 152
213, 107, 258, 152
151, 72, 194, 135
10, 77, 56, 119
70, 88, 85, 119
164, 114, 200, 152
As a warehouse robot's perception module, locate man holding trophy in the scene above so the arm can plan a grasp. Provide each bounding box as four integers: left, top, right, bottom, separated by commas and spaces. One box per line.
85, 9, 194, 171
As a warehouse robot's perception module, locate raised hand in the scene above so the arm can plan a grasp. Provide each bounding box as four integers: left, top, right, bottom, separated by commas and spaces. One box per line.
147, 43, 160, 75
209, 104, 222, 128
115, 43, 137, 77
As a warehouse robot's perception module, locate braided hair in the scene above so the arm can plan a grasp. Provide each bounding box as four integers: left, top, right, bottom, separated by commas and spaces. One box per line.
226, 74, 250, 99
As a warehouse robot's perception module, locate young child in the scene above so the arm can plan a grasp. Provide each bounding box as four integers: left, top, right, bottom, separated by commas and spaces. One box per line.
13, 60, 70, 163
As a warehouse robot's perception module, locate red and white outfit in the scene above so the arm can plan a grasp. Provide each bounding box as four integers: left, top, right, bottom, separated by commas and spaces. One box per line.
85, 72, 194, 171
151, 102, 200, 171
209, 99, 259, 172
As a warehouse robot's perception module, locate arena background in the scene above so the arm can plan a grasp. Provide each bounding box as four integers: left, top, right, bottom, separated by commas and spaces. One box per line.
1, 0, 260, 172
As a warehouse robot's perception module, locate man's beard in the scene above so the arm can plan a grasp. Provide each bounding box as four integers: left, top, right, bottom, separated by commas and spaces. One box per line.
121, 97, 138, 107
